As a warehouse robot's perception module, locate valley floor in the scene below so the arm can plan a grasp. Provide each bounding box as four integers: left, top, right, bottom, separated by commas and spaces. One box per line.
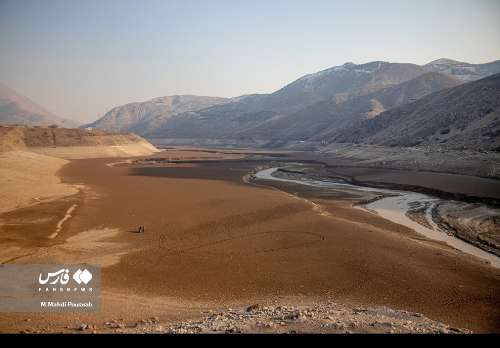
0, 148, 499, 333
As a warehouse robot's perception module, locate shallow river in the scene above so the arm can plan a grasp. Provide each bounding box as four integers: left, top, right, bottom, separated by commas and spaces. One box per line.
255, 167, 500, 269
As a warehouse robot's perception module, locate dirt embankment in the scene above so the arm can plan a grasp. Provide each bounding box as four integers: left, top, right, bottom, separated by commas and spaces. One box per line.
0, 126, 26, 152
0, 125, 159, 213
433, 202, 500, 256
0, 125, 159, 159
1, 125, 159, 155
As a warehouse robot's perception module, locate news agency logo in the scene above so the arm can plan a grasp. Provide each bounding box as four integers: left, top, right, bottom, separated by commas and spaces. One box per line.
38, 268, 93, 285
0, 264, 100, 312
37, 268, 94, 293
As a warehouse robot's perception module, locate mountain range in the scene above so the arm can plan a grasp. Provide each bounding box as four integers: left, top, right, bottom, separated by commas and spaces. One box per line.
4, 58, 500, 152
86, 58, 500, 151
233, 72, 462, 142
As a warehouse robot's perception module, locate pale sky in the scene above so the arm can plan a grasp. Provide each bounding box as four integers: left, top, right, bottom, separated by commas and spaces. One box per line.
0, 0, 499, 123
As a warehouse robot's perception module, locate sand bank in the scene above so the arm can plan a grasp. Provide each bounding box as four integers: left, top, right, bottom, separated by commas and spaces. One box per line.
0, 150, 79, 214
365, 194, 500, 268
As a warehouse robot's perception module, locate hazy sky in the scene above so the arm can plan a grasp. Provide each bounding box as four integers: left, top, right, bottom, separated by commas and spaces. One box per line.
1, 0, 499, 123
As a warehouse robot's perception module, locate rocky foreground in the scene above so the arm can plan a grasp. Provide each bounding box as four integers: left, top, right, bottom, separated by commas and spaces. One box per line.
59, 302, 469, 334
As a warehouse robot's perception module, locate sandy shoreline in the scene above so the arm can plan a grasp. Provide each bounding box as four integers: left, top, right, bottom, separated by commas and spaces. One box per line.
0, 150, 80, 214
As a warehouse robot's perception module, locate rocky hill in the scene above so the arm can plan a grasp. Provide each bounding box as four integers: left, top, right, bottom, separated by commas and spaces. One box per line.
235, 72, 461, 141
330, 73, 500, 151
86, 95, 229, 134
0, 84, 79, 128
261, 61, 428, 112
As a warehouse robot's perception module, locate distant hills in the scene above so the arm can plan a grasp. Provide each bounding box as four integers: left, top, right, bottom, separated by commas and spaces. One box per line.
86, 58, 500, 151
0, 84, 79, 128
86, 95, 229, 134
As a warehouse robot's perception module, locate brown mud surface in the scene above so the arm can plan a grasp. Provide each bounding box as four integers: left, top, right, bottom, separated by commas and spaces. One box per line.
0, 149, 499, 333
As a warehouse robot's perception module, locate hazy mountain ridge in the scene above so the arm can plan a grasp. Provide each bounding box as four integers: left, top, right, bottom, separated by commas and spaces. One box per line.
259, 61, 428, 113
0, 84, 79, 128
144, 61, 429, 139
86, 95, 229, 134
89, 58, 500, 151
330, 73, 500, 151
234, 72, 461, 141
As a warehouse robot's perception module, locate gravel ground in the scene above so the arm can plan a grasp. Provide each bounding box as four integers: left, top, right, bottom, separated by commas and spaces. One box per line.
84, 301, 470, 334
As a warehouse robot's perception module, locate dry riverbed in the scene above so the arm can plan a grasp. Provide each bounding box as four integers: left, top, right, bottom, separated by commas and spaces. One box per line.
1, 148, 499, 333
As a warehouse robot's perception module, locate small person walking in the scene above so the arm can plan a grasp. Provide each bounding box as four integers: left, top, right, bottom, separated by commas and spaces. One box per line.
137, 225, 145, 233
